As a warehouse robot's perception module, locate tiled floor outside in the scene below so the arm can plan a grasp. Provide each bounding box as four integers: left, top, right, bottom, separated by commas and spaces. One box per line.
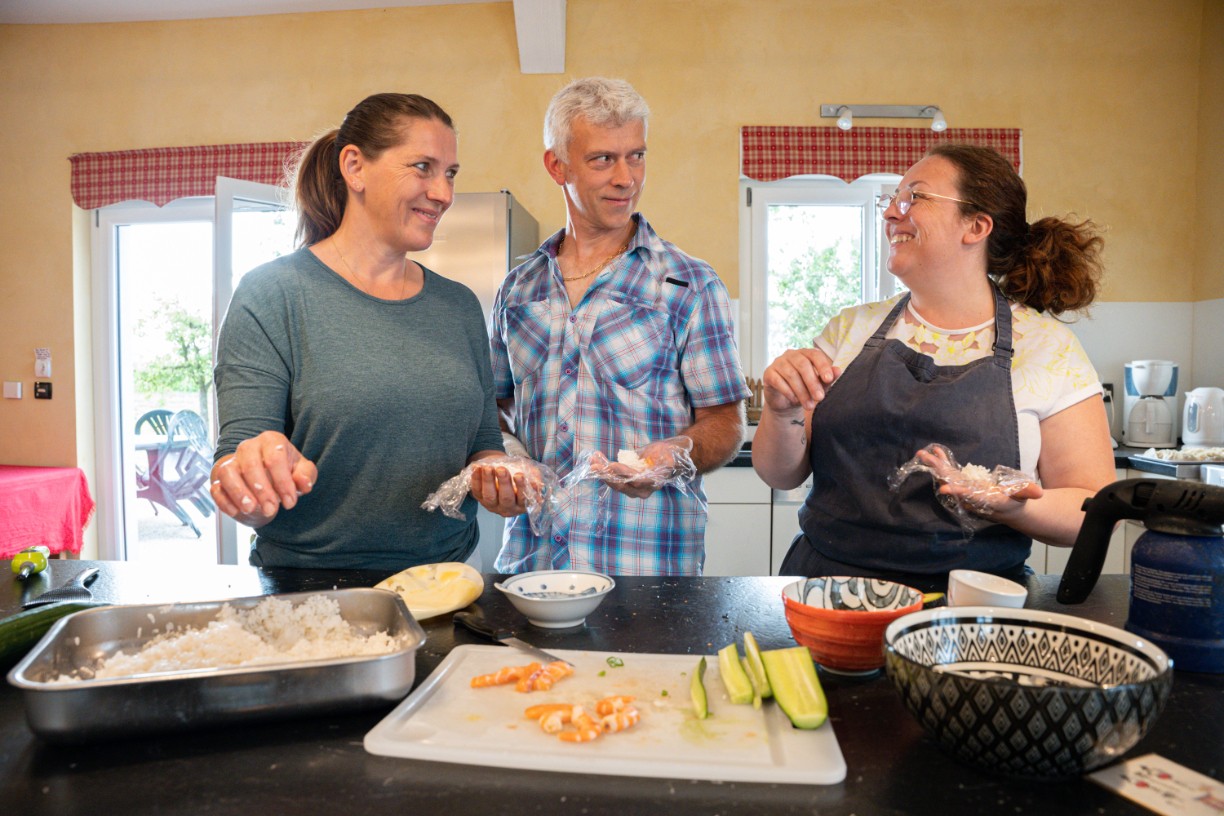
128, 492, 219, 565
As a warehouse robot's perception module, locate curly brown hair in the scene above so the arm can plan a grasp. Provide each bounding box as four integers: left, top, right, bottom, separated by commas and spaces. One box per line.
289, 93, 454, 248
925, 143, 1104, 317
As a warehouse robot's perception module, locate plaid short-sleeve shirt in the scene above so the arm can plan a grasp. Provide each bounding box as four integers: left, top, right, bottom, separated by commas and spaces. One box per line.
490, 215, 749, 576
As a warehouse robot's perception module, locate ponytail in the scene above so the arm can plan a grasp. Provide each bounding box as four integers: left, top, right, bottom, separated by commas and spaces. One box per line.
290, 130, 346, 248
996, 217, 1104, 316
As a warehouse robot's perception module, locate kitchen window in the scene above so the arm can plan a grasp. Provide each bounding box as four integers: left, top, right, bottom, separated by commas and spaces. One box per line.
738, 174, 902, 376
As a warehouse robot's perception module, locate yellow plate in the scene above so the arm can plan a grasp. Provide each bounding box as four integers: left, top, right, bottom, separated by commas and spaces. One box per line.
375, 562, 484, 621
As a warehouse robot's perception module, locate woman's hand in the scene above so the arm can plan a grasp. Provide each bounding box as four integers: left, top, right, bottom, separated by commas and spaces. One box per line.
915, 445, 1043, 520
761, 347, 840, 414
210, 432, 317, 526
469, 457, 541, 517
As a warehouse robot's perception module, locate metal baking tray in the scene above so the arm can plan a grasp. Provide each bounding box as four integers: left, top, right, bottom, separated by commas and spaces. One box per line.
6, 588, 426, 742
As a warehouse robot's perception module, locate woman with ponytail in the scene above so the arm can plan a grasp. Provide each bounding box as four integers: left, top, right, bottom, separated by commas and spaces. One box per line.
753, 144, 1116, 589
210, 93, 524, 570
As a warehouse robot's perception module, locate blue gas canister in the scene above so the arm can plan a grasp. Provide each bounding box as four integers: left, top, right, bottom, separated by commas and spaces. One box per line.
1126, 530, 1224, 673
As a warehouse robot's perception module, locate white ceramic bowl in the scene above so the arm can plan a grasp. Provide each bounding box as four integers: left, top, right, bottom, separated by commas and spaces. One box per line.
494, 570, 615, 628
947, 569, 1028, 608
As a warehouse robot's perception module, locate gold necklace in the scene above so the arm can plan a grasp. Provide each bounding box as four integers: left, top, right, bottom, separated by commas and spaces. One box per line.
558, 235, 631, 282
334, 238, 408, 299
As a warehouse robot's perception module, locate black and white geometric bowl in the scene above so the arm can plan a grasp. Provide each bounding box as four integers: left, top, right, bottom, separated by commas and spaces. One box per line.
884, 607, 1173, 779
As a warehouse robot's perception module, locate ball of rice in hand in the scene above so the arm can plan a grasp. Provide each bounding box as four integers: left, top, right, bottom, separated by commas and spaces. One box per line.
959, 463, 993, 483
616, 449, 648, 471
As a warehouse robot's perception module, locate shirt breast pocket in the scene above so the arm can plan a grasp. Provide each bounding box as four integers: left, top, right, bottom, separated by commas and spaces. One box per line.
589, 299, 672, 390
503, 300, 553, 386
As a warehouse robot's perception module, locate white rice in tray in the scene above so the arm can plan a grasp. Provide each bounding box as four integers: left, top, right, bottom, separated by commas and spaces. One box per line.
58, 594, 401, 682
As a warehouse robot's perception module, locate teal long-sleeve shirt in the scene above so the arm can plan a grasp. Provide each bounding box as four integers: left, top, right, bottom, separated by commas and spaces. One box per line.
214, 247, 503, 570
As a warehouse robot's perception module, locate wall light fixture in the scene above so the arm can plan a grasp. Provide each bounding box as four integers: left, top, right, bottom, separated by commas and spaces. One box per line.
820, 104, 949, 132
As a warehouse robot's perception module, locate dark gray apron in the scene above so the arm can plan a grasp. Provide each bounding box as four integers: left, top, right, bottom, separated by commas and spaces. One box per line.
781, 287, 1031, 590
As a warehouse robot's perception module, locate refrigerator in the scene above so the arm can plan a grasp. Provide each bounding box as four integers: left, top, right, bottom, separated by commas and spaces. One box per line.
408, 191, 541, 570
407, 190, 540, 330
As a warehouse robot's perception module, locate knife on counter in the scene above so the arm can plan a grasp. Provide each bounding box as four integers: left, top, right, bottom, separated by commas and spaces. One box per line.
453, 606, 572, 666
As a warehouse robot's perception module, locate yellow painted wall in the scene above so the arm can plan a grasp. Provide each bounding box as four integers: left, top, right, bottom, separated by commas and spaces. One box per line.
1196, 0, 1224, 301
0, 0, 1218, 469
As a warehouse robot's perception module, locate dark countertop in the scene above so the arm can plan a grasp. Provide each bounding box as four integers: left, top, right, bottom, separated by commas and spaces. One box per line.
1, 563, 1220, 816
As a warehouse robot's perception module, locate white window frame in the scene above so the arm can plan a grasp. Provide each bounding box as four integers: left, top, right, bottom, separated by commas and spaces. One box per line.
737, 174, 902, 378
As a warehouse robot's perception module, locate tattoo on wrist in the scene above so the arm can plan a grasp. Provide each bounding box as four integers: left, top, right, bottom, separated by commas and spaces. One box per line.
788, 418, 805, 427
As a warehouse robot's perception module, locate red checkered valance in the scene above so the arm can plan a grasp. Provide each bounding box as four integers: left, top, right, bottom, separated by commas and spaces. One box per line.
69, 142, 309, 209
741, 126, 1022, 182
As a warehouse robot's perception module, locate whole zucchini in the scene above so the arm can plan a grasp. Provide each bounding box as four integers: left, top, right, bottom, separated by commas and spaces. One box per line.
0, 602, 108, 670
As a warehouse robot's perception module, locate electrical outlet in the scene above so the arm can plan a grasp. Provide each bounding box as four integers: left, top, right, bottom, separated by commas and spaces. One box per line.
1102, 382, 1114, 402
33, 381, 52, 399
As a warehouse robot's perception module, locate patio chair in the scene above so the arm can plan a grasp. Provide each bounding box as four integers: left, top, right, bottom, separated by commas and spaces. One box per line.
135, 410, 217, 537
134, 409, 173, 435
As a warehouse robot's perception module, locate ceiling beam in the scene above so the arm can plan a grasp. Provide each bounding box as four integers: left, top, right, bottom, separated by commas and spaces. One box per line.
512, 0, 565, 74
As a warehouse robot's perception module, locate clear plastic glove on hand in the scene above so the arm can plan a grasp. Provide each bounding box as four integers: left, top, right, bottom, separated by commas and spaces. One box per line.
422, 455, 559, 537
888, 443, 1040, 536
559, 436, 698, 537
562, 436, 697, 498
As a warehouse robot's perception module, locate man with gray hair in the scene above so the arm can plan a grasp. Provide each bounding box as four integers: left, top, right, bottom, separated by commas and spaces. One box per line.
482, 76, 749, 576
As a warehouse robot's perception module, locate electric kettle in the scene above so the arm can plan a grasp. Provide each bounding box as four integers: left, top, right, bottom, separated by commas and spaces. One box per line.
1184, 387, 1224, 447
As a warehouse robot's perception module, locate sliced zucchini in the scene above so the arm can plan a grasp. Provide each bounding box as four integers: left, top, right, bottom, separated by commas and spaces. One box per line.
760, 646, 828, 730
740, 656, 763, 709
742, 631, 772, 699
717, 643, 754, 705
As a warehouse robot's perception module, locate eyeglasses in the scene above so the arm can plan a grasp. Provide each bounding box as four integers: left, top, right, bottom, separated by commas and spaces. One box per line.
876, 189, 975, 215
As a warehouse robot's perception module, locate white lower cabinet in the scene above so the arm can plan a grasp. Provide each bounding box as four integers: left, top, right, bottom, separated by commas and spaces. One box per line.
1028, 468, 1128, 575
703, 467, 772, 576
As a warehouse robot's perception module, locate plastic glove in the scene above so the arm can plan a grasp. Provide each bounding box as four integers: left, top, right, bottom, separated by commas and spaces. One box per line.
563, 436, 697, 499
888, 443, 1041, 535
423, 455, 559, 537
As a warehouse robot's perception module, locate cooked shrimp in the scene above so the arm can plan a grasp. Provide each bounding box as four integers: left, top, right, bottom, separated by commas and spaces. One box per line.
524, 703, 573, 721
599, 705, 640, 734
557, 705, 602, 743
531, 661, 574, 691
470, 662, 538, 688
515, 660, 572, 692
539, 708, 573, 734
515, 664, 545, 692
594, 695, 635, 716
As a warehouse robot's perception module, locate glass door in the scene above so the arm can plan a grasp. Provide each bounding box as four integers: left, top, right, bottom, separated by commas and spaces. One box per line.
91, 180, 294, 564
213, 177, 296, 564
92, 199, 217, 563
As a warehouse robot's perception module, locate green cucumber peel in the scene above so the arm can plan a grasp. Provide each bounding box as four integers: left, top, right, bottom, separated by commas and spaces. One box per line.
691, 656, 710, 719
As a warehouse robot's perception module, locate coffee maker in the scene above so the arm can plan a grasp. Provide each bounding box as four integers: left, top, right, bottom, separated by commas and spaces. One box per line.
1124, 360, 1178, 448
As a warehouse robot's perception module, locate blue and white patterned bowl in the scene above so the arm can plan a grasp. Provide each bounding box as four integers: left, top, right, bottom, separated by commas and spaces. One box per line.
494, 570, 615, 628
884, 607, 1173, 779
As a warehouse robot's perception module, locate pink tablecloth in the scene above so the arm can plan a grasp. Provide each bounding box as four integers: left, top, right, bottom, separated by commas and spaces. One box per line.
0, 465, 96, 558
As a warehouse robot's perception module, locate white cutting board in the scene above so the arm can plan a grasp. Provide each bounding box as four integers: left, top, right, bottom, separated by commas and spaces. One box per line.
364, 645, 846, 785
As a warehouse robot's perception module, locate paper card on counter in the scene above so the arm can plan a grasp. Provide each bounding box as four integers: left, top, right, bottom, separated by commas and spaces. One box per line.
1088, 753, 1224, 816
